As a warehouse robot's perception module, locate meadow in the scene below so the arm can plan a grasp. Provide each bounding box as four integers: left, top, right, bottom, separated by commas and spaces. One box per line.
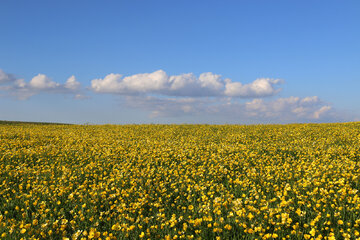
0, 122, 359, 240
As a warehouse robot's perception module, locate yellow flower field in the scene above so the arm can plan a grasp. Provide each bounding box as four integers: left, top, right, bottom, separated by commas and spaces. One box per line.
0, 123, 359, 240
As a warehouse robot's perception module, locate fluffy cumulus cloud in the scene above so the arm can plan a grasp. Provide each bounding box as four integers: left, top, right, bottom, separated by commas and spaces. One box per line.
91, 71, 168, 94
91, 70, 282, 98
29, 74, 60, 89
0, 69, 83, 99
64, 75, 81, 90
224, 78, 283, 98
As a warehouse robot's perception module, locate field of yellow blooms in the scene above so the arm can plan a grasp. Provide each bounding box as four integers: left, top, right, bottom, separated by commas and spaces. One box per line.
0, 122, 360, 240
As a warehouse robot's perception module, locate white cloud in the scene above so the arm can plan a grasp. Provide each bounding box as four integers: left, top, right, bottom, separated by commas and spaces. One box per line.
29, 74, 60, 89
65, 75, 81, 90
169, 73, 195, 90
313, 105, 332, 119
91, 70, 169, 94
225, 78, 283, 97
122, 70, 168, 93
91, 70, 282, 98
243, 96, 328, 119
168, 73, 198, 95
198, 72, 224, 91
91, 73, 123, 93
23, 74, 81, 94
301, 96, 320, 104
0, 69, 83, 99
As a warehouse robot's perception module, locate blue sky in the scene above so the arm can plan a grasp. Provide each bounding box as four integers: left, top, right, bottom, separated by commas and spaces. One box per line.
1, 0, 359, 124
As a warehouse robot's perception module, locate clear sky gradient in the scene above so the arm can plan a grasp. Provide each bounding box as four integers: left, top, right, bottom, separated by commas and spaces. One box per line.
1, 0, 359, 124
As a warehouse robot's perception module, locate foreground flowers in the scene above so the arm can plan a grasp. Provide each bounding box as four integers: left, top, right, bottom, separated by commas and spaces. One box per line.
0, 123, 359, 239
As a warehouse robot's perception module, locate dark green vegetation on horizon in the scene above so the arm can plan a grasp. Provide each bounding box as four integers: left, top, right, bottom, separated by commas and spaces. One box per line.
0, 120, 72, 125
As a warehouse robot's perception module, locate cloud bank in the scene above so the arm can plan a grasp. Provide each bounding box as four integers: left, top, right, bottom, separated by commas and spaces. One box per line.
0, 68, 354, 123
126, 95, 337, 123
91, 70, 282, 98
90, 70, 345, 122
